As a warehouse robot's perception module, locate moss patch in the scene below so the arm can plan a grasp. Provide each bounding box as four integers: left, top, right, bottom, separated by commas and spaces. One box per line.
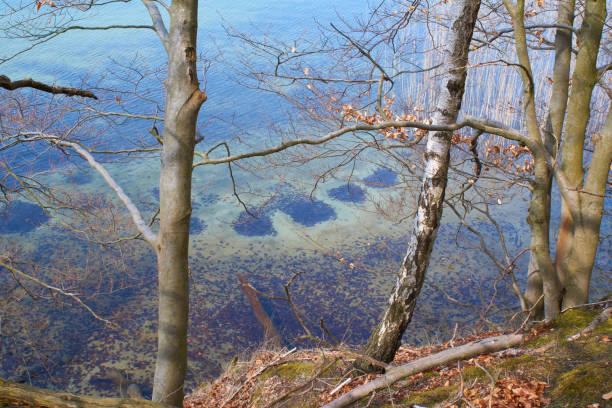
402, 385, 458, 406
260, 361, 316, 381
551, 361, 612, 407
461, 365, 488, 382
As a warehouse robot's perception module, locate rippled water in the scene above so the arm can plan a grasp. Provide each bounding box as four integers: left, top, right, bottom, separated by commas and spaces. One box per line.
0, 0, 610, 399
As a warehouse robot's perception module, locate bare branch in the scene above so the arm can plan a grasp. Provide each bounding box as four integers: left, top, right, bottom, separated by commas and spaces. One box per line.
141, 0, 170, 52
0, 75, 97, 99
0, 259, 114, 327
193, 116, 529, 166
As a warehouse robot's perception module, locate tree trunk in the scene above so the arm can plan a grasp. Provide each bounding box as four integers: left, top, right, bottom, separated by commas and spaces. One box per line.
555, 0, 606, 309
504, 0, 563, 319
562, 104, 612, 307
524, 253, 544, 319
522, 0, 574, 320
152, 0, 207, 406
358, 0, 481, 371
526, 152, 560, 319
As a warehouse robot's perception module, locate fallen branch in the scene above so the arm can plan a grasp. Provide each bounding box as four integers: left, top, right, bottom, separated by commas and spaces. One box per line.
0, 378, 170, 408
238, 273, 282, 347
321, 334, 524, 408
566, 307, 612, 341
0, 75, 98, 99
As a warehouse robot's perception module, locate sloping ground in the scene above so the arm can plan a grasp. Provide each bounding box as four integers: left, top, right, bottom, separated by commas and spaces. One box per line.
184, 305, 611, 408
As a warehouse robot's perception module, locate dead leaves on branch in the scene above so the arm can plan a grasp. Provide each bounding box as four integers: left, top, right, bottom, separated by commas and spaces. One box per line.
334, 95, 535, 177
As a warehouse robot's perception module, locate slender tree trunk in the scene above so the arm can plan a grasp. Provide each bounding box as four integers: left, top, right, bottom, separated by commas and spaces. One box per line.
527, 151, 560, 319
524, 253, 544, 318
358, 0, 481, 370
504, 0, 563, 319
522, 0, 575, 320
152, 0, 207, 405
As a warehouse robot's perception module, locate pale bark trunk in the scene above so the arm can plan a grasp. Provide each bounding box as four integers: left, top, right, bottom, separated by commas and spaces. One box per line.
556, 0, 606, 308
562, 104, 612, 307
527, 152, 560, 319
152, 0, 207, 405
504, 0, 562, 319
524, 253, 544, 319
523, 0, 575, 319
358, 0, 481, 370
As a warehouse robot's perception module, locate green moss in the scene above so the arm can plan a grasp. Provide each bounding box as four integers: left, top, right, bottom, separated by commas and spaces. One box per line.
551, 362, 612, 406
553, 309, 596, 336
524, 309, 607, 349
523, 331, 555, 348
499, 353, 542, 372
592, 315, 612, 336
259, 361, 316, 382
402, 385, 458, 406
461, 365, 487, 382
251, 361, 317, 407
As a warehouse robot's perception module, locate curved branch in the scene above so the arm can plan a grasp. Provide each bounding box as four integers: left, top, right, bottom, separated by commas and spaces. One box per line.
193, 116, 528, 166
141, 0, 170, 52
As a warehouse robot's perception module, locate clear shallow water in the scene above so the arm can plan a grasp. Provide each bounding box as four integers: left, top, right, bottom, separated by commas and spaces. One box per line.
1, 0, 610, 399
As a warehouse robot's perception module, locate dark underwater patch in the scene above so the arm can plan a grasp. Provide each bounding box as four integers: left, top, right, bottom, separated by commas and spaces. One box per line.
66, 171, 93, 185
190, 217, 206, 234
275, 194, 336, 227
232, 211, 276, 236
199, 193, 219, 205
0, 200, 49, 233
363, 167, 397, 188
328, 183, 366, 203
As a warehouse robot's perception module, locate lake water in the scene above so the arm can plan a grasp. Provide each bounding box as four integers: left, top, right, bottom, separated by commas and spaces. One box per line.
0, 0, 610, 399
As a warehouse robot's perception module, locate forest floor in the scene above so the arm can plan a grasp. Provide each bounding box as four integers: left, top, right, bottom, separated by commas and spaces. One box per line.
184, 305, 611, 408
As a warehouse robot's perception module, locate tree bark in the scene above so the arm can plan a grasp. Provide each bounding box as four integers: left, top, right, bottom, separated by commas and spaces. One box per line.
523, 0, 575, 320
504, 0, 563, 319
555, 0, 606, 308
0, 378, 171, 408
0, 75, 98, 99
358, 0, 481, 371
152, 0, 207, 406
524, 253, 544, 319
325, 334, 523, 408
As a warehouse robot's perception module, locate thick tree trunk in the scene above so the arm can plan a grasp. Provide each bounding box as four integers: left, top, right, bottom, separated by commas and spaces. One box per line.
562, 105, 612, 307
555, 0, 606, 309
358, 0, 481, 371
152, 0, 207, 406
